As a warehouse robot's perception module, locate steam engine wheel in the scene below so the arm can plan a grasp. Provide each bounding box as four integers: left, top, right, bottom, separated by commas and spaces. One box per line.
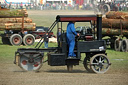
19, 55, 43, 71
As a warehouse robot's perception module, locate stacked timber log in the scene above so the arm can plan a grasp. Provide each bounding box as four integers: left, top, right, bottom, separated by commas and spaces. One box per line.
0, 9, 36, 31
102, 11, 128, 36
93, 11, 128, 36
106, 11, 128, 19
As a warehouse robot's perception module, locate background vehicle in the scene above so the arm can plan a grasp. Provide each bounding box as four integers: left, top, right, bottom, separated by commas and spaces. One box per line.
0, 9, 55, 46
93, 0, 125, 14
32, 26, 55, 39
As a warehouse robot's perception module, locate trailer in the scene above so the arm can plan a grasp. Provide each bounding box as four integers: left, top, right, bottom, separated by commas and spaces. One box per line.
96, 11, 128, 52
0, 9, 55, 46
0, 16, 36, 46
14, 14, 111, 74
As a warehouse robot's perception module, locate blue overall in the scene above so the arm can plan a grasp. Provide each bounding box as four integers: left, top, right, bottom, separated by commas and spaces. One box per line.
66, 22, 77, 57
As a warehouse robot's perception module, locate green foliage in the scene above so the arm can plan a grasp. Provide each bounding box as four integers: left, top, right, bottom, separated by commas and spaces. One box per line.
0, 9, 25, 17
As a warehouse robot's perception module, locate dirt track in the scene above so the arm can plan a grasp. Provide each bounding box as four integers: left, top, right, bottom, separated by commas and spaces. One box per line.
0, 60, 128, 85
0, 10, 128, 85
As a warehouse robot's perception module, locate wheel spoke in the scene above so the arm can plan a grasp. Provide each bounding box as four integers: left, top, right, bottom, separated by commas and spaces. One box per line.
101, 58, 105, 63
92, 63, 99, 65
95, 58, 98, 63
102, 63, 109, 66
99, 56, 102, 62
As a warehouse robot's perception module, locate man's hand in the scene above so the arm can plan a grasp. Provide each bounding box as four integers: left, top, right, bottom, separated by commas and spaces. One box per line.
77, 33, 80, 36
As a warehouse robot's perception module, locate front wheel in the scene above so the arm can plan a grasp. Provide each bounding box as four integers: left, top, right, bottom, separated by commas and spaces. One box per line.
19, 55, 43, 71
90, 54, 111, 74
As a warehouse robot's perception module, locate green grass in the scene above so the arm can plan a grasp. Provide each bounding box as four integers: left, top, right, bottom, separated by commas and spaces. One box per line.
0, 35, 128, 70
0, 37, 57, 60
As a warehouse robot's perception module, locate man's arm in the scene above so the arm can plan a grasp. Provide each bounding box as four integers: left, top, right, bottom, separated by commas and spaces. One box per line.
70, 23, 77, 35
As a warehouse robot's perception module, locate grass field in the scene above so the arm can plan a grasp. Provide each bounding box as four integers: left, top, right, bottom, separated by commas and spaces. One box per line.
0, 10, 128, 85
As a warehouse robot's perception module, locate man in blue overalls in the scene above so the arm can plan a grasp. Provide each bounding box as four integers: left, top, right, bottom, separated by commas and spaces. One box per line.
66, 21, 79, 58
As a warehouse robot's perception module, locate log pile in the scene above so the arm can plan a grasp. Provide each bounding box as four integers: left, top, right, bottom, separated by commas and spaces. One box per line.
0, 18, 32, 23
0, 23, 36, 31
93, 11, 128, 35
106, 11, 128, 19
0, 9, 36, 31
102, 18, 128, 29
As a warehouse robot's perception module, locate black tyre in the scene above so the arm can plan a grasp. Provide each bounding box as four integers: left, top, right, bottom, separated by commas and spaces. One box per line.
121, 39, 128, 52
23, 34, 35, 46
114, 39, 122, 51
10, 34, 22, 46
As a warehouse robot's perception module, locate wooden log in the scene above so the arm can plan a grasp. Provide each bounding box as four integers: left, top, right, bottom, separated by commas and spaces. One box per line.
106, 11, 128, 19
102, 18, 121, 28
95, 28, 128, 36
103, 18, 128, 29
0, 18, 32, 23
0, 23, 36, 31
102, 28, 121, 35
92, 18, 128, 29
125, 15, 128, 19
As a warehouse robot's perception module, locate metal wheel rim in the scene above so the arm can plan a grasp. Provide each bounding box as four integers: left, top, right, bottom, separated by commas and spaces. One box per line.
90, 54, 110, 74
19, 56, 42, 71
26, 37, 33, 44
13, 37, 20, 44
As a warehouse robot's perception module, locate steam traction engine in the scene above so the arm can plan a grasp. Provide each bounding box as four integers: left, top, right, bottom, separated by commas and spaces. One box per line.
14, 14, 111, 73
